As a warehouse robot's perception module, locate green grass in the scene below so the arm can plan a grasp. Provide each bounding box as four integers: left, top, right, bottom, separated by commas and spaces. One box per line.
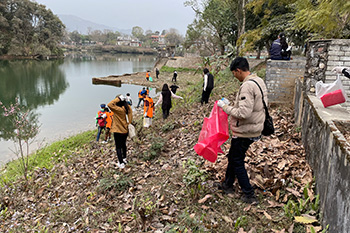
0, 130, 95, 186
160, 66, 196, 73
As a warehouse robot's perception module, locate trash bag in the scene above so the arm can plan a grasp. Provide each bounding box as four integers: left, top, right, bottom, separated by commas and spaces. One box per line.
143, 117, 152, 127
193, 101, 229, 163
149, 77, 153, 82
315, 75, 347, 107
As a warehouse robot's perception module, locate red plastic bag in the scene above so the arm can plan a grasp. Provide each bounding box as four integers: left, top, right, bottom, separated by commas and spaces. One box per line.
193, 101, 229, 163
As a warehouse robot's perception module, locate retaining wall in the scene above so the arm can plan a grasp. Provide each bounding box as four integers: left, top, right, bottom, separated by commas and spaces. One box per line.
265, 58, 306, 103
294, 39, 350, 232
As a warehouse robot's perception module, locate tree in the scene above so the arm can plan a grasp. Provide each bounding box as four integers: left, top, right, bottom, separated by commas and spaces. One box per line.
0, 0, 65, 57
238, 0, 307, 56
184, 0, 240, 55
70, 30, 81, 44
0, 98, 40, 182
293, 0, 350, 39
132, 26, 144, 40
165, 28, 183, 46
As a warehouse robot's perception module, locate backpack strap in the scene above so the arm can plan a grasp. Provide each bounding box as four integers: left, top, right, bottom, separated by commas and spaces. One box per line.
249, 79, 270, 117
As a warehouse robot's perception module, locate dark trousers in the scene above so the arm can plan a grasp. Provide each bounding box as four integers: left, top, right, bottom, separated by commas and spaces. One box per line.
162, 108, 170, 119
113, 132, 128, 164
224, 137, 254, 197
96, 126, 105, 141
201, 89, 212, 104
172, 76, 177, 82
136, 98, 144, 108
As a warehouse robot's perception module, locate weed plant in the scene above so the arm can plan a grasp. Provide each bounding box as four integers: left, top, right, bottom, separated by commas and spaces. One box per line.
98, 171, 133, 193
142, 137, 165, 161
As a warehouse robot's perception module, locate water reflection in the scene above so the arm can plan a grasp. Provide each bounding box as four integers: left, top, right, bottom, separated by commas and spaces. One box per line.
0, 60, 68, 140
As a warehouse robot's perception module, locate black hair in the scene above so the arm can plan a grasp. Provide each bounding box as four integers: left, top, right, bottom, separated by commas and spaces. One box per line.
126, 93, 130, 96
116, 99, 129, 114
203, 68, 209, 74
230, 57, 249, 72
279, 32, 288, 50
162, 83, 170, 92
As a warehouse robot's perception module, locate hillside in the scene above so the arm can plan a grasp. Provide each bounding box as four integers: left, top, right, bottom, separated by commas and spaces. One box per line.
0, 61, 322, 232
59, 14, 131, 35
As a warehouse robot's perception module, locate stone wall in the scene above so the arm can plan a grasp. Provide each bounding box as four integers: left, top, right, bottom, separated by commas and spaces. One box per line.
305, 39, 350, 110
265, 58, 306, 103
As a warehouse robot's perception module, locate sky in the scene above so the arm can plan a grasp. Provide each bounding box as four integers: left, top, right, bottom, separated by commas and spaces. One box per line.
34, 0, 197, 35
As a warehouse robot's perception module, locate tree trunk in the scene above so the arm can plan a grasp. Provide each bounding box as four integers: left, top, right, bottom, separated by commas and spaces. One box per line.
256, 49, 261, 59
236, 0, 246, 56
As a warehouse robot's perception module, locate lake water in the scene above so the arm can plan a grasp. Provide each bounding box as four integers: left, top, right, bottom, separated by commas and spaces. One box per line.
0, 53, 157, 165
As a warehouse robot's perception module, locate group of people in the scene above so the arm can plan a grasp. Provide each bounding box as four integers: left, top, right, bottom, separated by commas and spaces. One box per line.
145, 68, 161, 81
94, 56, 273, 204
145, 69, 178, 83
95, 95, 132, 169
96, 93, 132, 145
95, 80, 185, 168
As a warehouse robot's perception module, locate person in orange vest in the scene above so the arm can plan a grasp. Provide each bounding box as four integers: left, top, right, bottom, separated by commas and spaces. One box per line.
136, 87, 146, 108
96, 104, 107, 142
146, 71, 150, 81
141, 90, 154, 127
102, 107, 113, 143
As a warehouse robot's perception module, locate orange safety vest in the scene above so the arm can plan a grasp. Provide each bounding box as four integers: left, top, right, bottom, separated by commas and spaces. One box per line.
146, 72, 150, 78
143, 96, 154, 118
138, 90, 144, 99
105, 111, 113, 128
146, 89, 149, 95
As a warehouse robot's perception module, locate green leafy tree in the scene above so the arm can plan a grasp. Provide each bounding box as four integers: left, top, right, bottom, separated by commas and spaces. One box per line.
0, 0, 65, 56
293, 0, 350, 39
70, 30, 82, 44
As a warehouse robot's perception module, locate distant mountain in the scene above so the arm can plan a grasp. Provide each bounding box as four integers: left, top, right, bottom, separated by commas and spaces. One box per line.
58, 14, 131, 35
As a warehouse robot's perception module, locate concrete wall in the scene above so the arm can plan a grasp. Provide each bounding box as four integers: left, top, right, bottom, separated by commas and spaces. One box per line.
265, 58, 306, 103
294, 39, 350, 232
294, 81, 350, 232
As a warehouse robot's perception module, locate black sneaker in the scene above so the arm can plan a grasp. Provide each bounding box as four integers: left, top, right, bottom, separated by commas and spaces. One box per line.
241, 195, 258, 204
214, 182, 234, 194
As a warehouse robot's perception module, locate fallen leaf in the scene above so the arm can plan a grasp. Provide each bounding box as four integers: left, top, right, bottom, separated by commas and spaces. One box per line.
294, 215, 317, 224
263, 211, 272, 220
286, 188, 302, 197
198, 194, 212, 204
222, 215, 233, 223
288, 223, 294, 233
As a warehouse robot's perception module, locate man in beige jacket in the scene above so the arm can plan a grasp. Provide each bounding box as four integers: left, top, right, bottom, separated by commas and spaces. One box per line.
217, 57, 268, 204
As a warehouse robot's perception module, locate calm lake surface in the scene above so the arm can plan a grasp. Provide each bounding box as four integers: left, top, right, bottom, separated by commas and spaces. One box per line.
0, 53, 157, 165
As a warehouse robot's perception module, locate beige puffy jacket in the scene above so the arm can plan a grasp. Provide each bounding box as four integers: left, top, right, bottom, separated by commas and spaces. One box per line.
222, 73, 267, 138
107, 98, 133, 134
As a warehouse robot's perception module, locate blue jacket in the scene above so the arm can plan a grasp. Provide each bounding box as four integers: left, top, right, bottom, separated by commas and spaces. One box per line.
270, 39, 282, 60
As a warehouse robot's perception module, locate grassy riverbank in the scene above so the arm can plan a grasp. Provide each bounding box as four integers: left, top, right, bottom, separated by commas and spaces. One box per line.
0, 130, 96, 185
0, 61, 322, 232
